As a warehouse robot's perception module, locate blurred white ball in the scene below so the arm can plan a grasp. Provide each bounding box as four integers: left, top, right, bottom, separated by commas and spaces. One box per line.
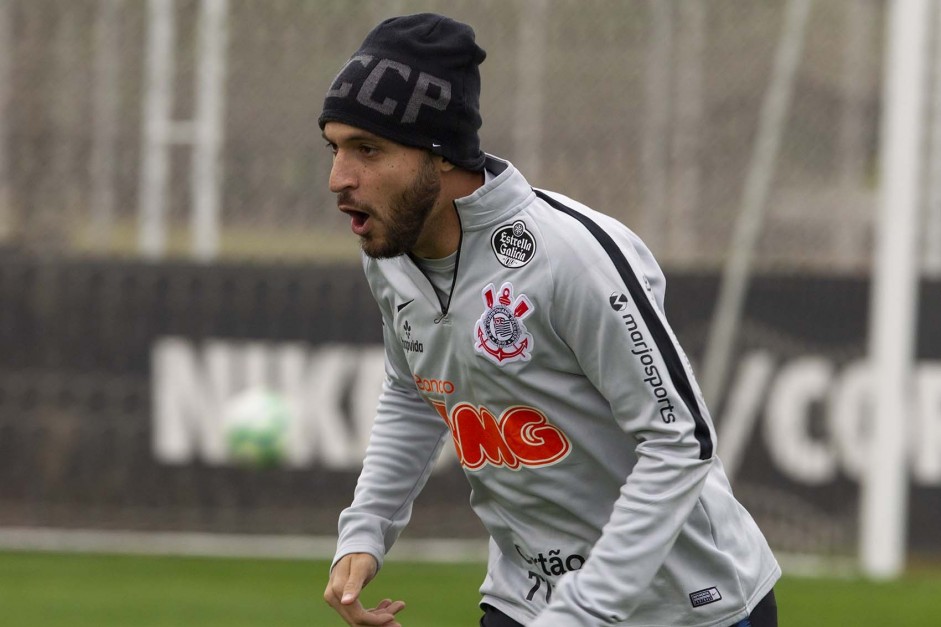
222, 387, 292, 468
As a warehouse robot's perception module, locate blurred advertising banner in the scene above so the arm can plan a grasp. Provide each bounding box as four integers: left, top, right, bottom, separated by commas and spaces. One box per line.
1, 256, 939, 556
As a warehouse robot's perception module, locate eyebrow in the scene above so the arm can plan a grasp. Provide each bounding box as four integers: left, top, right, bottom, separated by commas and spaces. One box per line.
322, 131, 385, 145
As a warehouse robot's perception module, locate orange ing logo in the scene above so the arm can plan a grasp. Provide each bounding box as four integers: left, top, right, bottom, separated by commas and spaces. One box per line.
431, 401, 571, 470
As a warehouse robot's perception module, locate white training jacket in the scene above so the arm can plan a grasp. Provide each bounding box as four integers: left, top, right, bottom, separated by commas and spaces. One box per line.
334, 156, 780, 626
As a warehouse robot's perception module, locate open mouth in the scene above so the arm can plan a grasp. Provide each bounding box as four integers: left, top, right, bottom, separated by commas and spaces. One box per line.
345, 209, 370, 235
338, 194, 372, 236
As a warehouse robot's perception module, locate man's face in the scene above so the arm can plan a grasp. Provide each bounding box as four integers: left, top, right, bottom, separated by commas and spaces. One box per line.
324, 122, 442, 259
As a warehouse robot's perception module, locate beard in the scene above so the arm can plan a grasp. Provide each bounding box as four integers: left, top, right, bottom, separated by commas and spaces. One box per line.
357, 155, 441, 259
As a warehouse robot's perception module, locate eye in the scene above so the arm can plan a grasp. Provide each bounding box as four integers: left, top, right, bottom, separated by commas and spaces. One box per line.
358, 144, 380, 157
324, 141, 338, 156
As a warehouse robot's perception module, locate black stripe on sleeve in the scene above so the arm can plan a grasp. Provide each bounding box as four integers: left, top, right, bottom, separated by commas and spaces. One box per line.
535, 190, 714, 460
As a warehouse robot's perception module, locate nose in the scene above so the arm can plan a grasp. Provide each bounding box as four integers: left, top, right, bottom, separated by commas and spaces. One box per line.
328, 150, 357, 194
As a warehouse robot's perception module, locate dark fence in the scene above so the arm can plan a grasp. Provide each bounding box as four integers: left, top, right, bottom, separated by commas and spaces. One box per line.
1, 253, 939, 558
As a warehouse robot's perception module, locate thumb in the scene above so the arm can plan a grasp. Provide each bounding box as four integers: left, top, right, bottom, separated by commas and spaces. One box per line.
341, 556, 373, 605
341, 578, 362, 605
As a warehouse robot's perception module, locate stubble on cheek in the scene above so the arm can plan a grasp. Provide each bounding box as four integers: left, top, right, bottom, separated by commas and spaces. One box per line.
359, 158, 440, 259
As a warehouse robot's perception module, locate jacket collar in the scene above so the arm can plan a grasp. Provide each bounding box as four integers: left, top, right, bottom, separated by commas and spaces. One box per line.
453, 155, 536, 231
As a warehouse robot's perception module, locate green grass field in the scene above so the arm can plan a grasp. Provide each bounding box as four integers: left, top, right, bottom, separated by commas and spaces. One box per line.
0, 550, 939, 626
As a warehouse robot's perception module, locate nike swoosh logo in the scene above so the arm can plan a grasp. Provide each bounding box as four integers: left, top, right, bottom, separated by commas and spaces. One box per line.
396, 299, 415, 312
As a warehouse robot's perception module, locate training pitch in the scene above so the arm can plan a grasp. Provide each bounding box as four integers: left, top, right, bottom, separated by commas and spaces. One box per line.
0, 551, 938, 626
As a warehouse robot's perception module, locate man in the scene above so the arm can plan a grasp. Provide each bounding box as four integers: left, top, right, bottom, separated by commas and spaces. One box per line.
320, 13, 780, 627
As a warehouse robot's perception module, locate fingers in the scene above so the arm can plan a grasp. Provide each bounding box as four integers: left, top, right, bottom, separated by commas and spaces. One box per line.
362, 599, 406, 626
324, 554, 405, 626
374, 598, 407, 615
326, 596, 406, 626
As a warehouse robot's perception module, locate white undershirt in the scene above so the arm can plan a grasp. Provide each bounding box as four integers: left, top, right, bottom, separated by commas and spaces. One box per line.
413, 251, 457, 308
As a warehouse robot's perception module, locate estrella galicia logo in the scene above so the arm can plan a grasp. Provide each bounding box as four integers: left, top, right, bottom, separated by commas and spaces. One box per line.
401, 320, 424, 353
609, 292, 629, 311
491, 220, 536, 268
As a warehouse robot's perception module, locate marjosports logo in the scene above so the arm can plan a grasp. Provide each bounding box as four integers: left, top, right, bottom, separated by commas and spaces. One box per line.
491, 220, 536, 268
431, 400, 571, 470
609, 292, 629, 311
475, 282, 534, 365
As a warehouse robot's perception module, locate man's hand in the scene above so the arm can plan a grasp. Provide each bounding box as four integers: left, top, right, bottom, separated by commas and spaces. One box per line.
324, 553, 406, 626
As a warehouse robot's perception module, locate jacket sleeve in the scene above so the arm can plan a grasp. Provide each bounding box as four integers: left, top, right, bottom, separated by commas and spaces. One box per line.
532, 210, 716, 625
332, 302, 450, 572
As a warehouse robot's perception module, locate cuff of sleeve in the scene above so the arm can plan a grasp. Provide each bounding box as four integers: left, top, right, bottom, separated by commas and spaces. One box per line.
530, 572, 623, 627
331, 543, 386, 573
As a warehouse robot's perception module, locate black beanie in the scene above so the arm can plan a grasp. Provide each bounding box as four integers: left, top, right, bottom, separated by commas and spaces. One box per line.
319, 13, 487, 171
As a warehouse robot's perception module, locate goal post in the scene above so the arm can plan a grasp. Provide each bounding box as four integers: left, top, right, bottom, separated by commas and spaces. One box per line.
139, 0, 229, 260
860, 0, 930, 580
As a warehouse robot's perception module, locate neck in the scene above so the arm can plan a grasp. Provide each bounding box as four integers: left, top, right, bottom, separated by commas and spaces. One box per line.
411, 167, 484, 259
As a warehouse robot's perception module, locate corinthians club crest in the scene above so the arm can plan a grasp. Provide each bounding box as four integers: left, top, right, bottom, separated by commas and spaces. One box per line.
475, 282, 534, 365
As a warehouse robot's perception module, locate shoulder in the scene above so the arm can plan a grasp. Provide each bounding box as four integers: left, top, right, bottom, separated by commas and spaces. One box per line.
527, 190, 649, 268
525, 190, 667, 305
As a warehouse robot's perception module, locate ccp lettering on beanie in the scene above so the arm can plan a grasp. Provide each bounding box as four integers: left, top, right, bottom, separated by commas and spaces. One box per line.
319, 13, 487, 171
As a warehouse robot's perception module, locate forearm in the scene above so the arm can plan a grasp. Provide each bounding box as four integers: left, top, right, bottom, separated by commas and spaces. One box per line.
530, 451, 713, 625
336, 377, 448, 570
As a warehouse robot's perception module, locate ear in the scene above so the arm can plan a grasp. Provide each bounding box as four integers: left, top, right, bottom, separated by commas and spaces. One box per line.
436, 156, 457, 173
